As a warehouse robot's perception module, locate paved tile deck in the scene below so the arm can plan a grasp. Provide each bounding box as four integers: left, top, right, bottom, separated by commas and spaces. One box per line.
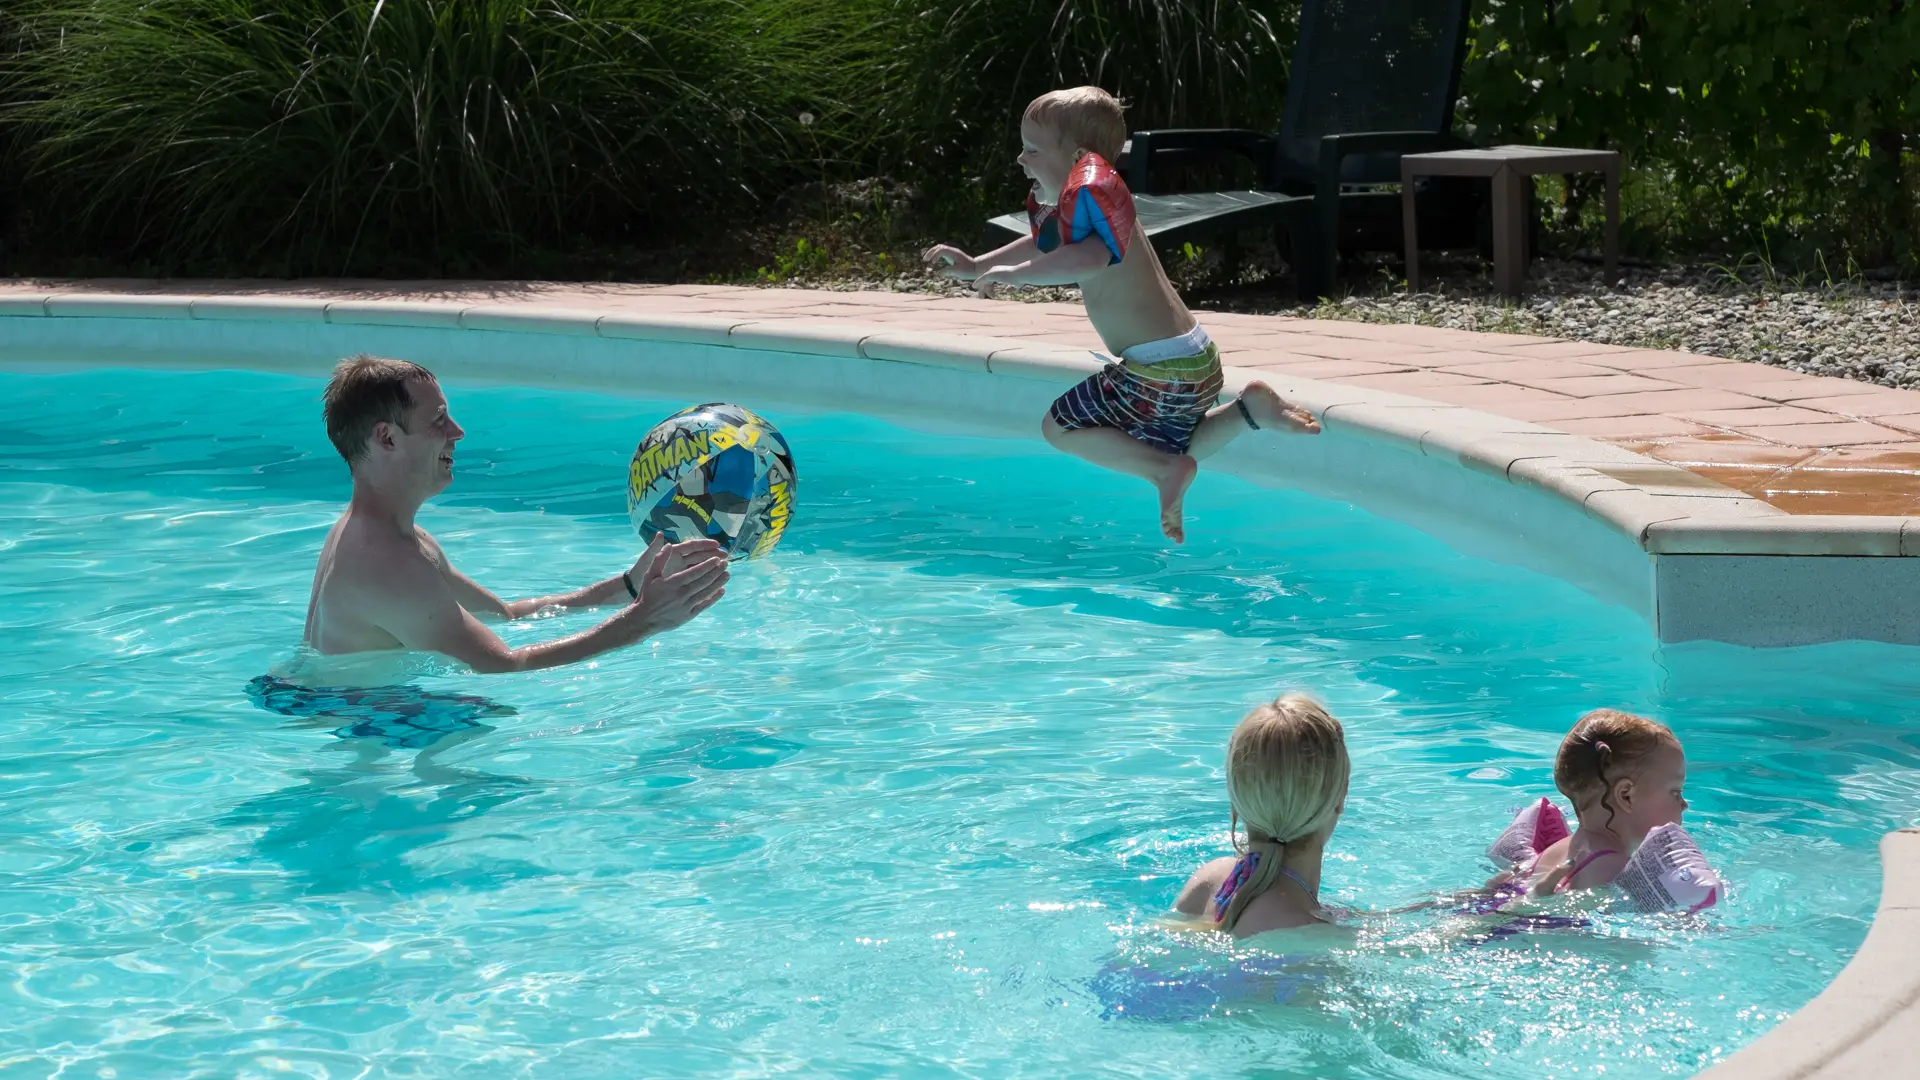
5, 278, 1918, 515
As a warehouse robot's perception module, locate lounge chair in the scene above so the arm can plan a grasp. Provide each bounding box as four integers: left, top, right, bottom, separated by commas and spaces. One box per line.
987, 0, 1479, 300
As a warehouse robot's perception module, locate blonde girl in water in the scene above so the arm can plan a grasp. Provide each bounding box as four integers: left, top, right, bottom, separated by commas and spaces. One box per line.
1175, 694, 1350, 937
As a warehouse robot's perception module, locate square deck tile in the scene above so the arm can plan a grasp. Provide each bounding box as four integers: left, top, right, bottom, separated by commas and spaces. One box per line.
1638, 438, 1819, 469
1682, 465, 1790, 499
1742, 378, 1885, 403
1675, 404, 1846, 427
1783, 388, 1920, 419
1479, 340, 1646, 359
1653, 361, 1827, 388
1521, 347, 1729, 371
1239, 358, 1420, 379
1551, 415, 1715, 439
1489, 397, 1660, 422
1568, 388, 1776, 413
1739, 421, 1917, 448
1292, 321, 1551, 347
1516, 373, 1689, 397
1337, 370, 1499, 391
1755, 465, 1920, 514
1756, 491, 1920, 515
1797, 446, 1920, 472
1411, 383, 1580, 407
1251, 336, 1442, 362
1437, 358, 1623, 380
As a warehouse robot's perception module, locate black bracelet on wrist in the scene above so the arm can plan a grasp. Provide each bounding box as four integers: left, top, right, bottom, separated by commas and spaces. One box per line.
622, 570, 638, 599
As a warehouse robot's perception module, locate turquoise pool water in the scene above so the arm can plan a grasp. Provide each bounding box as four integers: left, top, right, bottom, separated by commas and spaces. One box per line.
3, 366, 1917, 1078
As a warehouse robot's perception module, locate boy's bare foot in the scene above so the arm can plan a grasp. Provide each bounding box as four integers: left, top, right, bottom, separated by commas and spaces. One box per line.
1155, 454, 1199, 543
1238, 382, 1321, 433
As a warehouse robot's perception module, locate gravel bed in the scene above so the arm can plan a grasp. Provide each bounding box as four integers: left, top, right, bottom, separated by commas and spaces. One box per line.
766, 254, 1920, 390
1295, 257, 1920, 390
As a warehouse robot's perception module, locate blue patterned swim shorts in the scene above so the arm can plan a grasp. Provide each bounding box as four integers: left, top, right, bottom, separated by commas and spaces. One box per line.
245, 675, 515, 750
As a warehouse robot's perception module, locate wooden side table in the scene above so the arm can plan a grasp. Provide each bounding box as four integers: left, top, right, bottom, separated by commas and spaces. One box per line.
1400, 146, 1620, 297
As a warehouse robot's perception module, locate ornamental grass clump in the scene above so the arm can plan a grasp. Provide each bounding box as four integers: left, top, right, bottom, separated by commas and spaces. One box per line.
895, 0, 1295, 211
1, 0, 885, 272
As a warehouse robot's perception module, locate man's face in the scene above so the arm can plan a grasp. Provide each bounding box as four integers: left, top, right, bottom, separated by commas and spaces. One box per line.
390, 377, 464, 496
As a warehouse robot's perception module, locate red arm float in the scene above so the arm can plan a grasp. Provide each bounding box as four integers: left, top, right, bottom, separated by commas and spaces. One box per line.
1028, 152, 1136, 263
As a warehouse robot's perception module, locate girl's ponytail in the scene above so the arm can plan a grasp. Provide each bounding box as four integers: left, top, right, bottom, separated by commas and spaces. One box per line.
1216, 694, 1349, 934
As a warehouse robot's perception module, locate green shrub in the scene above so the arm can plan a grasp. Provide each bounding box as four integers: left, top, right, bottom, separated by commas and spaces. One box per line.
1, 0, 1913, 275
1, 0, 887, 272
1462, 0, 1920, 270
898, 0, 1918, 271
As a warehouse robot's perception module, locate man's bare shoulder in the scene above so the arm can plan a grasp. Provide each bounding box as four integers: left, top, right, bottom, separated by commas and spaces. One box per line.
328, 515, 444, 596
306, 512, 448, 654
413, 526, 450, 563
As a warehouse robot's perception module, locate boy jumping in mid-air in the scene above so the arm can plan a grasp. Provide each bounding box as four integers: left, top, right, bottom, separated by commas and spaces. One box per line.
924, 86, 1320, 543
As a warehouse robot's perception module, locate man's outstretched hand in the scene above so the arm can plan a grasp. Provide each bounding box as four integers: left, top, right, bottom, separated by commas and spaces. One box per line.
625, 533, 670, 587
624, 534, 722, 593
622, 537, 729, 639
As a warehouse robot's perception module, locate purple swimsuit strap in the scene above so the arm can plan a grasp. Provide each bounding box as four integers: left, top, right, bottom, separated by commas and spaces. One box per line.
1212, 852, 1319, 923
1554, 849, 1621, 893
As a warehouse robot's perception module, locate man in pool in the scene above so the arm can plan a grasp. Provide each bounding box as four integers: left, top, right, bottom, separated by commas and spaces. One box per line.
298, 354, 730, 673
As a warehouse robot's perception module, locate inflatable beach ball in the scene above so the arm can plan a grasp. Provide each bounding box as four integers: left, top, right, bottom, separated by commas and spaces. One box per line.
626, 403, 796, 559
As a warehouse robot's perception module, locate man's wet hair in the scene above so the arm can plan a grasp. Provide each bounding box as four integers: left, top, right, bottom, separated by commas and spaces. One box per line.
323, 354, 438, 466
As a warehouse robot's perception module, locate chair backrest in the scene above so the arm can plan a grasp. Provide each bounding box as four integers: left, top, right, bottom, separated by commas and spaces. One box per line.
1274, 0, 1472, 187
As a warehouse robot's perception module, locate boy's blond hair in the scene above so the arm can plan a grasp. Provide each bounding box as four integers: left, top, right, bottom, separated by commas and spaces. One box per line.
1219, 694, 1349, 933
1024, 86, 1128, 165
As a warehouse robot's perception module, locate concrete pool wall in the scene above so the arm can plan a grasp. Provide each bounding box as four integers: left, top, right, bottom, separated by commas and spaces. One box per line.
0, 290, 1915, 1077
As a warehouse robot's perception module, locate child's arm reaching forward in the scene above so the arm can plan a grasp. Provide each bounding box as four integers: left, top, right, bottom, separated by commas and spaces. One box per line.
924, 229, 1114, 293
923, 235, 1040, 283
969, 238, 1115, 294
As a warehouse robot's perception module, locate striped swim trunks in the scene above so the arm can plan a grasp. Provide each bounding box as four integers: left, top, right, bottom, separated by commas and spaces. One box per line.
1047, 325, 1224, 456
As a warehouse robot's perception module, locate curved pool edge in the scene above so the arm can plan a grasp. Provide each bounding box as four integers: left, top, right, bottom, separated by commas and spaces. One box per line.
1697, 829, 1920, 1080
2, 290, 1918, 651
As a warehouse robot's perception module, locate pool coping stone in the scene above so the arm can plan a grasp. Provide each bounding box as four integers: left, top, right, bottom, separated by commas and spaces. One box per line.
1696, 829, 1920, 1080
857, 330, 1006, 374
457, 305, 607, 337
46, 293, 196, 320
596, 312, 744, 347
190, 297, 331, 322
